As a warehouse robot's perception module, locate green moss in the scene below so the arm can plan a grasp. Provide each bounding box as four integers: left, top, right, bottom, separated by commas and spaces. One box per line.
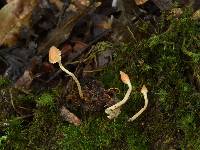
4, 119, 27, 150
0, 135, 7, 149
1, 8, 200, 149
3, 105, 61, 149
37, 92, 55, 107
0, 75, 10, 88
98, 9, 200, 149
58, 116, 148, 149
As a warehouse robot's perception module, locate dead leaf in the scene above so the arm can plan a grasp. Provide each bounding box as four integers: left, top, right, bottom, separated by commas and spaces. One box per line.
15, 70, 33, 89
49, 0, 63, 11
96, 20, 112, 30
0, 0, 38, 46
192, 9, 200, 20
60, 106, 81, 126
61, 42, 73, 57
74, 0, 90, 9
135, 0, 148, 5
42, 62, 54, 74
73, 41, 88, 52
151, 0, 173, 10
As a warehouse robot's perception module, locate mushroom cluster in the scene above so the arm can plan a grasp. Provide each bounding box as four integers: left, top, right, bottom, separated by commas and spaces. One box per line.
49, 46, 149, 122
105, 71, 149, 121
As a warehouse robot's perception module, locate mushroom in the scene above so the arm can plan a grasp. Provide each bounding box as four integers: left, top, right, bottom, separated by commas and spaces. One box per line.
49, 46, 83, 99
105, 71, 132, 119
128, 85, 148, 122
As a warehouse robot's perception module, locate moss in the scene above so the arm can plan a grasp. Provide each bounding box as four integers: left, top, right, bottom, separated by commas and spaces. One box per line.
3, 103, 61, 149
36, 92, 55, 107
98, 9, 200, 149
1, 8, 200, 149
0, 89, 60, 150
58, 116, 148, 149
0, 75, 10, 88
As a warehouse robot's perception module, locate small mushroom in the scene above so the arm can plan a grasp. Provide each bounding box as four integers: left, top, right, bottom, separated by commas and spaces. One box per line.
49, 46, 83, 99
128, 85, 148, 122
105, 71, 132, 119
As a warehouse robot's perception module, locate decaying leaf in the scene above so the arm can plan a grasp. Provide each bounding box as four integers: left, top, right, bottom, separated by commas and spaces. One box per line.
135, 0, 148, 5
14, 70, 33, 89
0, 0, 38, 46
169, 8, 183, 18
60, 106, 81, 126
192, 9, 200, 20
49, 0, 64, 11
74, 0, 90, 9
151, 0, 172, 10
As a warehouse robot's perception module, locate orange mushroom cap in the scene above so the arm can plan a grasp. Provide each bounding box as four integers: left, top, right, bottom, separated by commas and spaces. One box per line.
49, 46, 61, 64
120, 71, 130, 84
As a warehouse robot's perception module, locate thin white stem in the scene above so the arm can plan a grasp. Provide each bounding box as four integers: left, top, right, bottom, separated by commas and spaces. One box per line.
106, 83, 132, 111
128, 92, 148, 122
105, 82, 132, 119
58, 61, 83, 99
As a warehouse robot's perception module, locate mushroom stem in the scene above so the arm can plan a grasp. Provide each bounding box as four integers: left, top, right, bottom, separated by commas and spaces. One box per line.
106, 82, 132, 111
128, 85, 148, 122
105, 71, 132, 119
58, 60, 83, 99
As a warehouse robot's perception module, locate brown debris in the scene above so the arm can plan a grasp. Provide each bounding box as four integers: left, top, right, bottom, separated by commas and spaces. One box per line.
0, 0, 38, 46
66, 79, 117, 113
49, 0, 64, 11
135, 0, 148, 5
192, 9, 200, 20
15, 70, 33, 90
60, 106, 81, 126
37, 3, 100, 56
152, 0, 173, 10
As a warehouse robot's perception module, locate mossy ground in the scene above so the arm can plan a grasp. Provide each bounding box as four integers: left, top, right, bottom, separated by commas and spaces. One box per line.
0, 9, 200, 149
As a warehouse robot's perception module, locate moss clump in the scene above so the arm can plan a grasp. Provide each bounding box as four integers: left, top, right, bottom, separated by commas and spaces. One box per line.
0, 75, 10, 88
57, 117, 148, 149
36, 93, 55, 107
99, 9, 200, 149
3, 93, 61, 150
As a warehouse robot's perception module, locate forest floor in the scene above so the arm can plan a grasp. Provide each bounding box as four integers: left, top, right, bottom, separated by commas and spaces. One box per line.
0, 0, 200, 149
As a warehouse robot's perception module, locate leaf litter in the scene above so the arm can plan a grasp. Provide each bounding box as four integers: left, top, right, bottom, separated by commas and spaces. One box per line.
0, 0, 120, 125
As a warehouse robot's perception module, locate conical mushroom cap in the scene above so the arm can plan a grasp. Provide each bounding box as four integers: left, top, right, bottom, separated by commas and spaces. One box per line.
141, 85, 148, 94
120, 71, 130, 85
49, 46, 61, 64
